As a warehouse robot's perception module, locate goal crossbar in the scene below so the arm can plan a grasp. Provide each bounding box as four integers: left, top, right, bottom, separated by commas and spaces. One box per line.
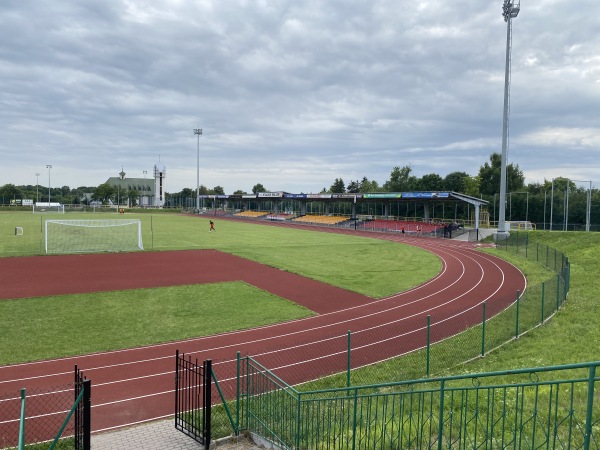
45, 219, 144, 254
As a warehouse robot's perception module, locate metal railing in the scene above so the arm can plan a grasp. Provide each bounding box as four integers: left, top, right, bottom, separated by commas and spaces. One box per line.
236, 358, 599, 450
206, 235, 574, 447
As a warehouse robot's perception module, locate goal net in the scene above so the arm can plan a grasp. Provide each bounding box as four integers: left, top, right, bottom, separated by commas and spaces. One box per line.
33, 203, 65, 214
45, 219, 144, 254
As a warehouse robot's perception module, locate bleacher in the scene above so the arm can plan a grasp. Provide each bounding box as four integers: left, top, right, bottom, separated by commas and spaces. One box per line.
234, 211, 269, 218
266, 213, 294, 221
292, 215, 349, 225
361, 219, 445, 235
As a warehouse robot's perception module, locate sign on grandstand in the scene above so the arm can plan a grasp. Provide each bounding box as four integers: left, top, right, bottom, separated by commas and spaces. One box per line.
44, 219, 144, 254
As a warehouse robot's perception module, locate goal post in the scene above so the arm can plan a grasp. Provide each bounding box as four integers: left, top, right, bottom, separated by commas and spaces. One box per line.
44, 219, 144, 254
33, 203, 65, 214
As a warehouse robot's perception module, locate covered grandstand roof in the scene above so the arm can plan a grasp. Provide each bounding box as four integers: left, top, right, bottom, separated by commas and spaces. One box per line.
201, 191, 488, 207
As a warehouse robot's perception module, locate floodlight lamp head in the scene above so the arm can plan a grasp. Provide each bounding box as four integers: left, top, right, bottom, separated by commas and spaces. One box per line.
502, 0, 520, 22
193, 128, 203, 135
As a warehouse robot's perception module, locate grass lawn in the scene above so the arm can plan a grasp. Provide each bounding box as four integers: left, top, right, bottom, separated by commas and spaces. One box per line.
0, 282, 312, 365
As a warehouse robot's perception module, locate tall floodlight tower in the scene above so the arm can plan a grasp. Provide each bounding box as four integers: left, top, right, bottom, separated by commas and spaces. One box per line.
498, 0, 520, 236
46, 165, 52, 204
194, 128, 202, 213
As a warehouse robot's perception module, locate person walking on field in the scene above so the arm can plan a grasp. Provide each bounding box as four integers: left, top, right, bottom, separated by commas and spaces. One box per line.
209, 220, 215, 232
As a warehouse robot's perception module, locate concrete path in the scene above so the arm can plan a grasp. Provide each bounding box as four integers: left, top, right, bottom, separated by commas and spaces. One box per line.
91, 420, 261, 449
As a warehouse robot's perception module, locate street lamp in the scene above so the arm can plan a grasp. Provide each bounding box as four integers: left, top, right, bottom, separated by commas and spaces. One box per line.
35, 173, 40, 203
46, 165, 52, 204
193, 128, 203, 213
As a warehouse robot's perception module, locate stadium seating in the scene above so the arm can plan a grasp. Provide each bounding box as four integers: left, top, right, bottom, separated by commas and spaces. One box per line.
360, 219, 444, 234
292, 215, 349, 225
234, 211, 269, 218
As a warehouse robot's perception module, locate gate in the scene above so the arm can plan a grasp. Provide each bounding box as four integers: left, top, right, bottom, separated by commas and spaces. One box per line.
73, 365, 91, 450
175, 350, 212, 449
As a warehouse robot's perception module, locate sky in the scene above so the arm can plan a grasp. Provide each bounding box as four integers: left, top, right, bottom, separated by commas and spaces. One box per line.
1, 0, 599, 195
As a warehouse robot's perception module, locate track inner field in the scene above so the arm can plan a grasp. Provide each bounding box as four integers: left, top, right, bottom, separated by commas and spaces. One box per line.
0, 231, 525, 436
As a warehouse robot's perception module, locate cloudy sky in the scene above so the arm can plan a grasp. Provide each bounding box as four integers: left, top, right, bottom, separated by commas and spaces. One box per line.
1, 0, 599, 194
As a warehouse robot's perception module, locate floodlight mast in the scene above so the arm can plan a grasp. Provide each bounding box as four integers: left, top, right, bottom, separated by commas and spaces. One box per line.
194, 128, 203, 213
498, 0, 520, 236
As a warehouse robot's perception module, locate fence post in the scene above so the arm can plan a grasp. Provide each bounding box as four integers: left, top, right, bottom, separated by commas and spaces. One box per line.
347, 330, 351, 389
437, 379, 446, 450
83, 380, 91, 450
175, 350, 180, 429
351, 388, 359, 450
18, 388, 26, 450
583, 365, 596, 450
541, 282, 545, 325
556, 274, 560, 310
515, 291, 521, 338
236, 352, 240, 434
426, 315, 431, 377
481, 303, 487, 356
204, 359, 212, 449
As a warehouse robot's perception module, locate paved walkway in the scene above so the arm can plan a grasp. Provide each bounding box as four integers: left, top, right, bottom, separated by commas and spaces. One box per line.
91, 420, 262, 449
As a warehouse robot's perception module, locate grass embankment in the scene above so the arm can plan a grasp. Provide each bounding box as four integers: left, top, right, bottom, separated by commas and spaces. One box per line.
0, 211, 440, 365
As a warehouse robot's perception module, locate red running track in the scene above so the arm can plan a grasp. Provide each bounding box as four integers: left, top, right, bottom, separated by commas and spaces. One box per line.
0, 229, 525, 439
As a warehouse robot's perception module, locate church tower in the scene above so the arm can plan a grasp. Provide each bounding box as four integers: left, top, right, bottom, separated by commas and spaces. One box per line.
154, 159, 166, 207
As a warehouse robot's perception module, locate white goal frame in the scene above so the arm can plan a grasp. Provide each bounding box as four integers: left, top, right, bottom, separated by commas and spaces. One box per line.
44, 219, 144, 254
33, 203, 65, 214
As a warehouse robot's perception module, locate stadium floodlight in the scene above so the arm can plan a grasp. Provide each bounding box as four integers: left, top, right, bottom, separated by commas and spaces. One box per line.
497, 0, 520, 237
35, 172, 40, 203
46, 165, 52, 204
194, 127, 203, 213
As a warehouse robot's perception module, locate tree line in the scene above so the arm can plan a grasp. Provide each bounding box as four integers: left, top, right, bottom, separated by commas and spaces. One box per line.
2, 153, 598, 229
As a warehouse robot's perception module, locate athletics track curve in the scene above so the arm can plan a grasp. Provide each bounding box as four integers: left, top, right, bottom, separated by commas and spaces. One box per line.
0, 226, 526, 441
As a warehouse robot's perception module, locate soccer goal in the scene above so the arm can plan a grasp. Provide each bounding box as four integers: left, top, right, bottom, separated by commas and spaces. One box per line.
44, 219, 144, 254
33, 203, 65, 214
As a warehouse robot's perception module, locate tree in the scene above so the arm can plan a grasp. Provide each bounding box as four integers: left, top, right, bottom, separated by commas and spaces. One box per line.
180, 188, 194, 198
252, 183, 267, 194
212, 186, 225, 195
92, 183, 116, 204
359, 177, 379, 193
0, 184, 23, 203
383, 165, 416, 192
330, 178, 345, 193
126, 189, 140, 206
418, 173, 444, 191
346, 180, 360, 193
444, 172, 470, 193
233, 189, 247, 195
478, 153, 524, 196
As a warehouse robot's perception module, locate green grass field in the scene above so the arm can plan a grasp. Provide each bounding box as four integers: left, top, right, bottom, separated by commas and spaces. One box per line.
0, 211, 440, 365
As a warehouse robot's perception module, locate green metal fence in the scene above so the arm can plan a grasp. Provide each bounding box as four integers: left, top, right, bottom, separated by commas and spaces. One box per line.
208, 234, 575, 446
237, 359, 599, 449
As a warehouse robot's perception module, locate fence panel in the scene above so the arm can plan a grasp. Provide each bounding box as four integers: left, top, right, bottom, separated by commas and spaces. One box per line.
241, 359, 600, 450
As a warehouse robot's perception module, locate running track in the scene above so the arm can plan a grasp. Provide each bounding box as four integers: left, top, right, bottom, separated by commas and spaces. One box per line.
0, 227, 525, 441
